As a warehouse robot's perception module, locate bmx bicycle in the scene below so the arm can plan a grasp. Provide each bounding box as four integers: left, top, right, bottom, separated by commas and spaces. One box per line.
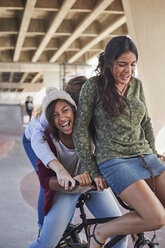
56, 184, 159, 248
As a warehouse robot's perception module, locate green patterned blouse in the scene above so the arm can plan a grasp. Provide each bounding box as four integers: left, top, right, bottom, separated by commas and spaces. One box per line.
73, 76, 156, 179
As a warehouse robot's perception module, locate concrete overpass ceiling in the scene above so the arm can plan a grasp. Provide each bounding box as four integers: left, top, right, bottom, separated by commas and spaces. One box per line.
0, 0, 128, 92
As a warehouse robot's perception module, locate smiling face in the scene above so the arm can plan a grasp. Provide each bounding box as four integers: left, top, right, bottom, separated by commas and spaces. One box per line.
111, 51, 137, 86
53, 100, 74, 136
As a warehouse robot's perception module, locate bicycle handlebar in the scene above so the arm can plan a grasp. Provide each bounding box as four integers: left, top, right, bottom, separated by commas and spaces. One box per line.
69, 179, 97, 189
68, 180, 79, 187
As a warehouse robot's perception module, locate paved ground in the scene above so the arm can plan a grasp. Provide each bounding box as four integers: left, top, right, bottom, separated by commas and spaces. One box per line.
0, 125, 165, 248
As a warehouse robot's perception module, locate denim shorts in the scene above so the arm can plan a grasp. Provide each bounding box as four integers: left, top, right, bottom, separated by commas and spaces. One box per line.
98, 153, 165, 195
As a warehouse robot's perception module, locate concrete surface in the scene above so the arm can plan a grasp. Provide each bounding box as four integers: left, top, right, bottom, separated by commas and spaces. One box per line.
0, 127, 165, 248
0, 104, 24, 133
0, 131, 37, 248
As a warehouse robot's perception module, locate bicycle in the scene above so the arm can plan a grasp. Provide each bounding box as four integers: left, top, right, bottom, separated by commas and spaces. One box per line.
56, 187, 160, 248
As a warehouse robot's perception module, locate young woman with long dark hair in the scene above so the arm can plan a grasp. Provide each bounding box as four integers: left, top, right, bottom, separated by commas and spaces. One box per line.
73, 36, 165, 247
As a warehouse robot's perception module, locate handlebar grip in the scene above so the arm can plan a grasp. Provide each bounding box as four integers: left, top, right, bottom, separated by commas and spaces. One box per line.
91, 180, 97, 188
68, 180, 80, 187
75, 180, 80, 186
69, 180, 97, 189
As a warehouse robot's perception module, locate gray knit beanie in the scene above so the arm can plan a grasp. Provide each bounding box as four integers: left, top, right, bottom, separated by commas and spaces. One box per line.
42, 87, 76, 120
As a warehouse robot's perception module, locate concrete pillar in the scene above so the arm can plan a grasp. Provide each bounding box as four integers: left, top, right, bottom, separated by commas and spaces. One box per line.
122, 0, 165, 134
42, 64, 61, 89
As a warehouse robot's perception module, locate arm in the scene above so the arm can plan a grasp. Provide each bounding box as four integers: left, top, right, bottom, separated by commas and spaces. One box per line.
37, 158, 93, 191
73, 78, 101, 179
140, 81, 165, 163
50, 172, 92, 190
49, 176, 70, 191
48, 159, 75, 189
37, 157, 76, 190
139, 81, 157, 153
31, 112, 57, 166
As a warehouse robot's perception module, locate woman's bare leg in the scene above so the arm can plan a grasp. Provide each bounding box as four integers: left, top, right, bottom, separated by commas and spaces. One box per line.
153, 171, 165, 206
145, 171, 165, 207
89, 179, 165, 248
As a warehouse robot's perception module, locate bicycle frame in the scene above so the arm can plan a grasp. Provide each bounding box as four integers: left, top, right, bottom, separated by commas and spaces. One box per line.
57, 193, 159, 248
57, 193, 126, 248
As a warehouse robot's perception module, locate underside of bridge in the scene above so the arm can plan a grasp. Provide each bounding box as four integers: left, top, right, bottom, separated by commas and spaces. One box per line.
0, 0, 127, 92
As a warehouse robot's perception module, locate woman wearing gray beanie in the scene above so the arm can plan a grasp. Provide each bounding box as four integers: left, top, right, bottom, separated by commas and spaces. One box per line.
28, 84, 127, 248
24, 77, 86, 234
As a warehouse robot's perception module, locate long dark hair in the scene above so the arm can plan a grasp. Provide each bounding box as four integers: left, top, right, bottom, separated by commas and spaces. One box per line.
95, 36, 138, 119
65, 76, 87, 105
46, 99, 76, 139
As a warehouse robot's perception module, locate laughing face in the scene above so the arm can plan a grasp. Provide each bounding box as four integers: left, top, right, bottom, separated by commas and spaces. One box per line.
53, 100, 74, 136
111, 51, 137, 86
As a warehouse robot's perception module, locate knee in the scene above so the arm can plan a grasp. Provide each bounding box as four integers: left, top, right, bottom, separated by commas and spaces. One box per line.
148, 211, 165, 230
155, 212, 165, 229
